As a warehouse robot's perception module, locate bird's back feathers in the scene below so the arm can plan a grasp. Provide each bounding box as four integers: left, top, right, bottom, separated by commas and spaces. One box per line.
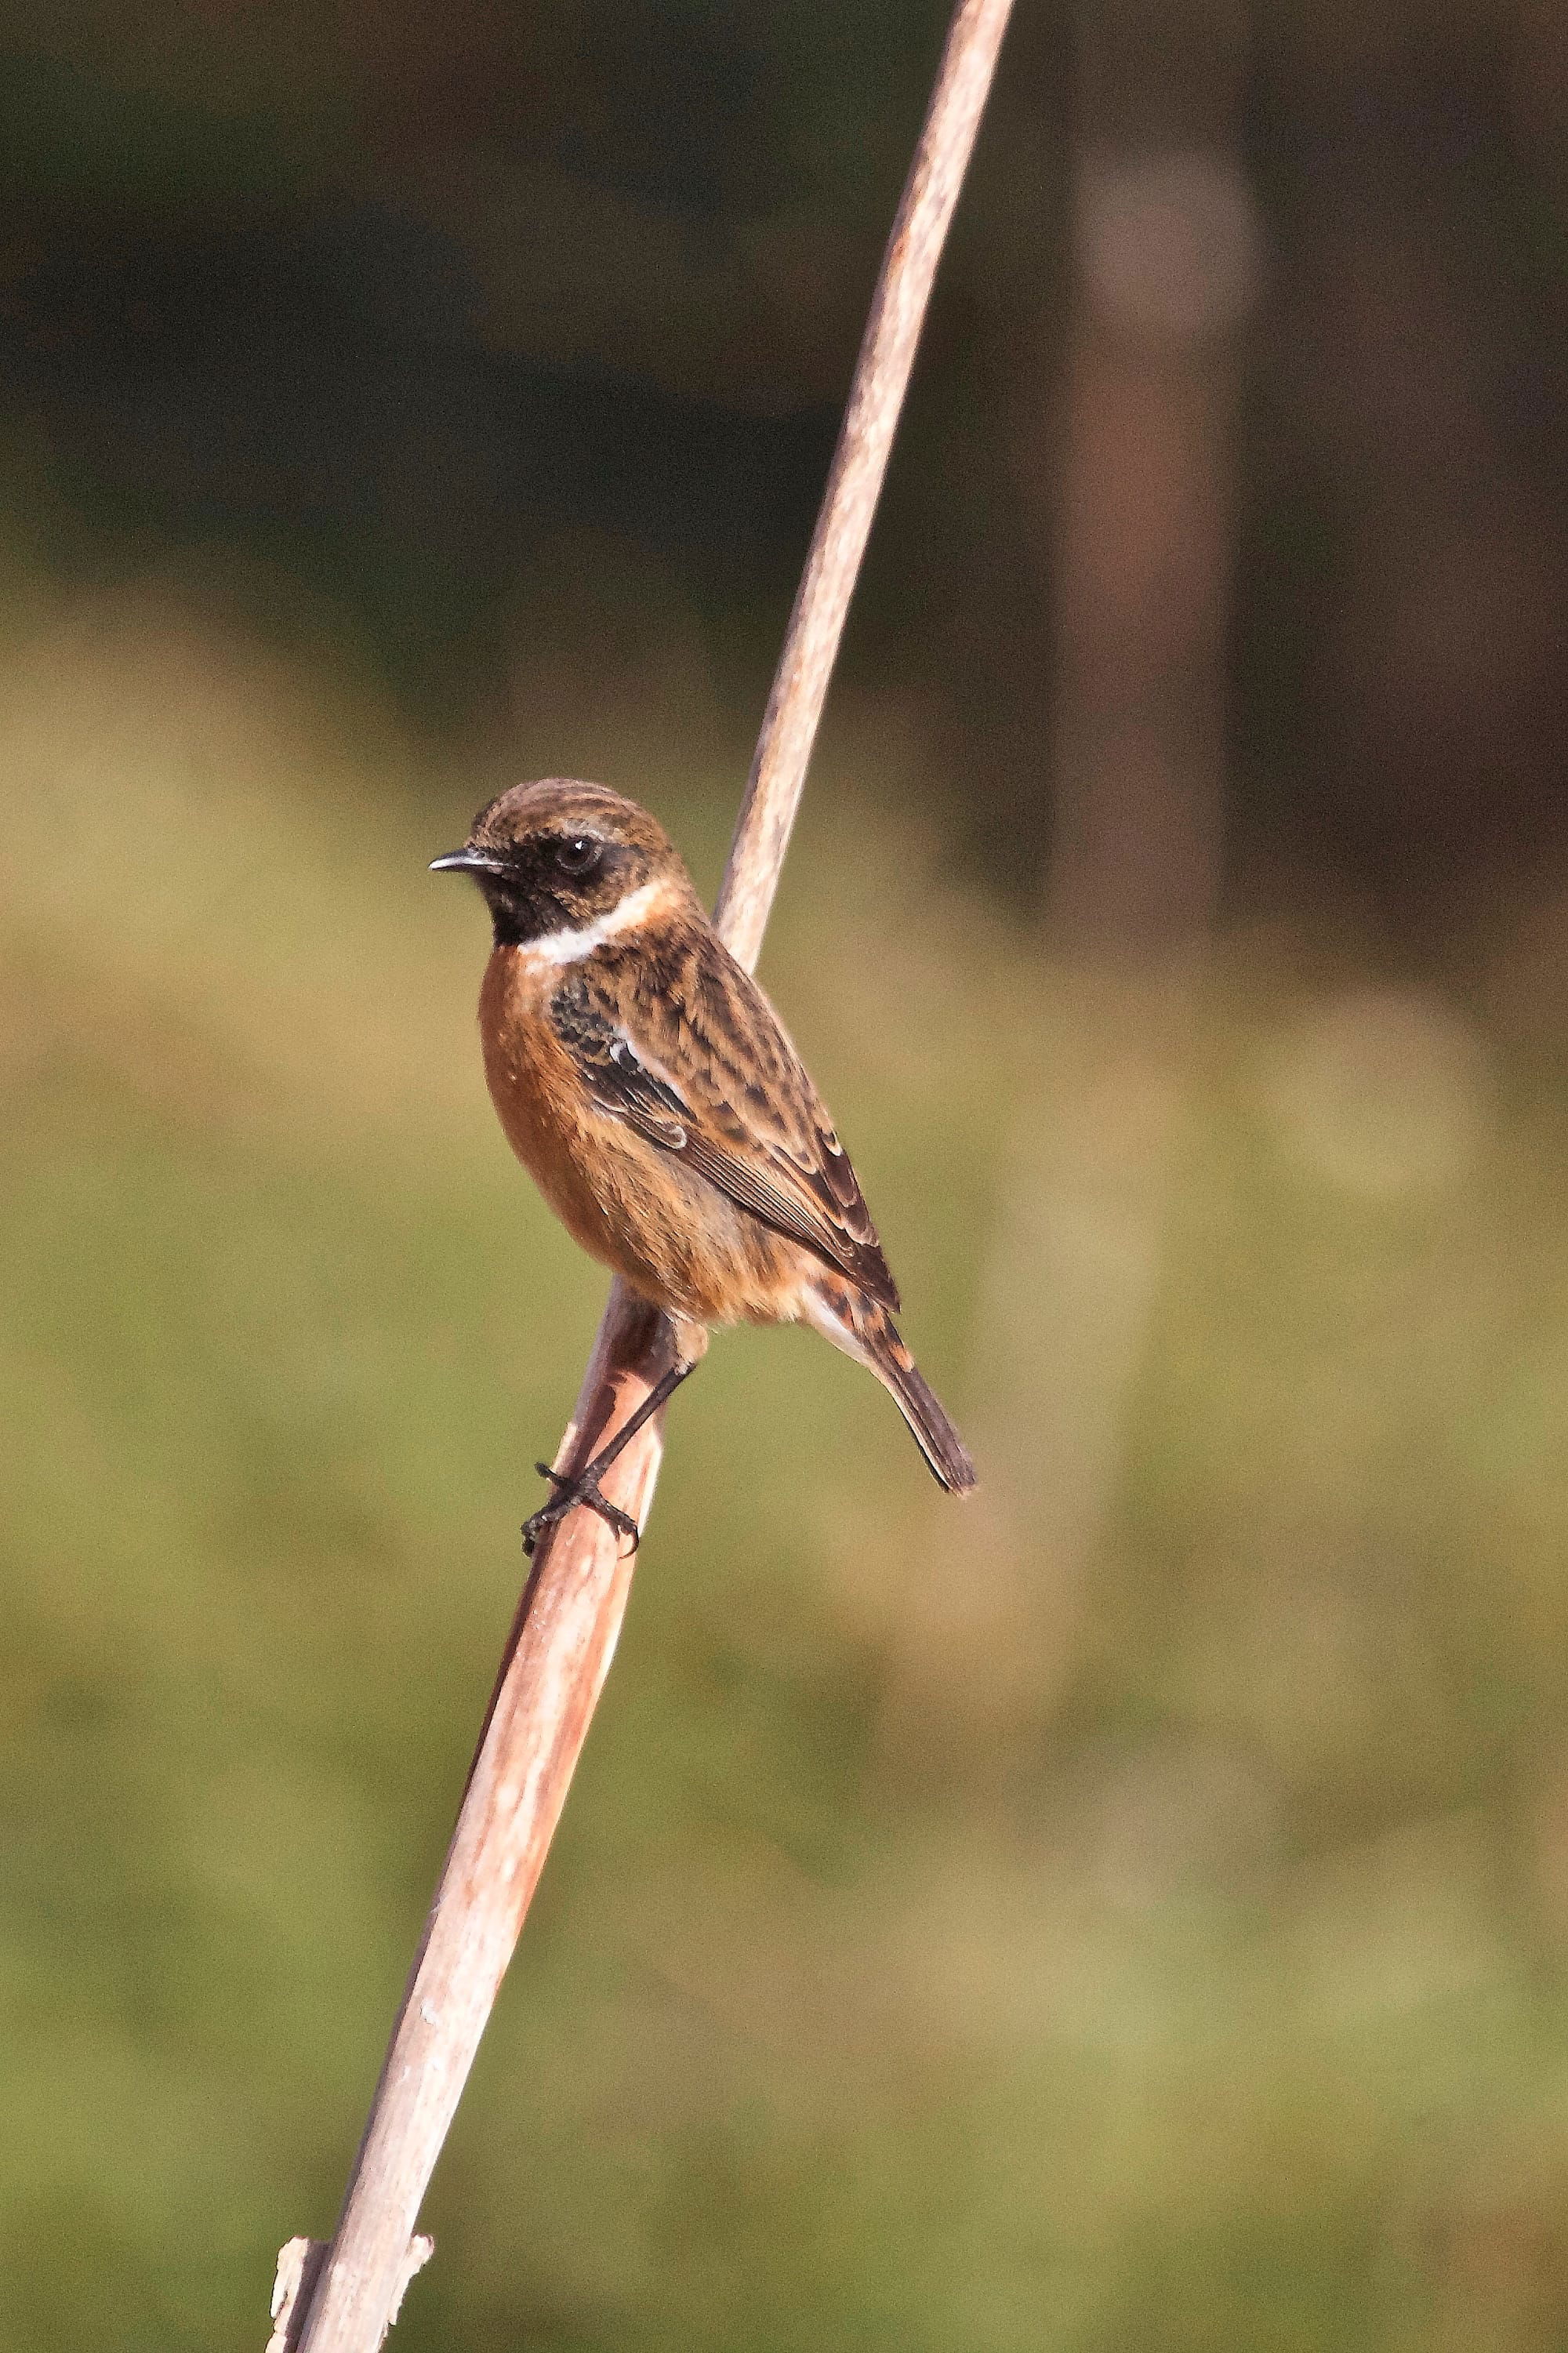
550, 924, 900, 1310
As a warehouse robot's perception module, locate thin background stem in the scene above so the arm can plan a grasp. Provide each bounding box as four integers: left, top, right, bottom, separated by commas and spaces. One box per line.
274, 4, 1014, 2344
875, 0, 1254, 1777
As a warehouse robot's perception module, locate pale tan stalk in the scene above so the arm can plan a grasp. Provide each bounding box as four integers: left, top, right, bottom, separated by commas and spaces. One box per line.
272, 7, 1014, 2344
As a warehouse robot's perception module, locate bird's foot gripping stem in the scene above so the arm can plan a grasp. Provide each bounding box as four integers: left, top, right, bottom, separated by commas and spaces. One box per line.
520, 1352, 697, 1559
522, 1463, 641, 1558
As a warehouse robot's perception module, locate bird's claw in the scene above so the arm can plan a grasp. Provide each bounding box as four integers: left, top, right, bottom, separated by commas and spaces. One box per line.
522, 1462, 641, 1557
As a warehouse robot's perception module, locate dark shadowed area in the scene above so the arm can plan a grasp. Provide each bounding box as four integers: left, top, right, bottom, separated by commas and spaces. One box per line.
2, 2, 1567, 2348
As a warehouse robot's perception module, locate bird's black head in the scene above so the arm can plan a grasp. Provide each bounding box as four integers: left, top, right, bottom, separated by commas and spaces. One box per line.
432, 778, 693, 948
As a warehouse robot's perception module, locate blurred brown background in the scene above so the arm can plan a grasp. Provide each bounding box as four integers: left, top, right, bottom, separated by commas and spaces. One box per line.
2, 2, 1567, 2348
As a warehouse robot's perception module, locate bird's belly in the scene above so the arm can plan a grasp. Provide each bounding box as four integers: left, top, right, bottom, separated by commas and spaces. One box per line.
479, 959, 800, 1328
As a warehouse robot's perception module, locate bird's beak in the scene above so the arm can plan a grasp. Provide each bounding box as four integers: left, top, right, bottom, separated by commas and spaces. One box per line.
430, 848, 503, 876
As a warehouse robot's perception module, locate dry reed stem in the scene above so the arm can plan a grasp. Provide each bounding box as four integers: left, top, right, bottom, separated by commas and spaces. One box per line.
716, 0, 1016, 968
274, 4, 1014, 2344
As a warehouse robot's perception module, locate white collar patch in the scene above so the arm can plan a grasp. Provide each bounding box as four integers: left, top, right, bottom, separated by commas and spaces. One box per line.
521, 878, 666, 968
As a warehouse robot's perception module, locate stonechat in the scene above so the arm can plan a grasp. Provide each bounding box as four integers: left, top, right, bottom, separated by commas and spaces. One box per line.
434, 778, 976, 1552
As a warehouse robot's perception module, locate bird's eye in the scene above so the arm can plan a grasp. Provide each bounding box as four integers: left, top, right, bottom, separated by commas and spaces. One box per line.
553, 834, 603, 878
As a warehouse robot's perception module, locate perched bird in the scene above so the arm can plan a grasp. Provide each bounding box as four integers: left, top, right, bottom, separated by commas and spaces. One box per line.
434, 778, 975, 1552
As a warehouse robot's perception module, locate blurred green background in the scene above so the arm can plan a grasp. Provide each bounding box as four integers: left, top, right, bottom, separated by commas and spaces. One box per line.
3, 2, 1568, 2347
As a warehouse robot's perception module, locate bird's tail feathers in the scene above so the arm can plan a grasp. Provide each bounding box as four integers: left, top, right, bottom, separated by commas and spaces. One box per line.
803, 1284, 977, 1494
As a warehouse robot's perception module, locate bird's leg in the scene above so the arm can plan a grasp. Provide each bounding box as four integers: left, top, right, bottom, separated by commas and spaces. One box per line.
522, 1359, 696, 1557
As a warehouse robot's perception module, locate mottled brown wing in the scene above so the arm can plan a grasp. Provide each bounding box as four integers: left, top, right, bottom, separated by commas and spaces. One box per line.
552, 929, 900, 1310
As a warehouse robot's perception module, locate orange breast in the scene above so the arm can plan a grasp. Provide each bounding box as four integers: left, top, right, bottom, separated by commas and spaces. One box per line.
477, 946, 806, 1330
478, 946, 630, 1262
